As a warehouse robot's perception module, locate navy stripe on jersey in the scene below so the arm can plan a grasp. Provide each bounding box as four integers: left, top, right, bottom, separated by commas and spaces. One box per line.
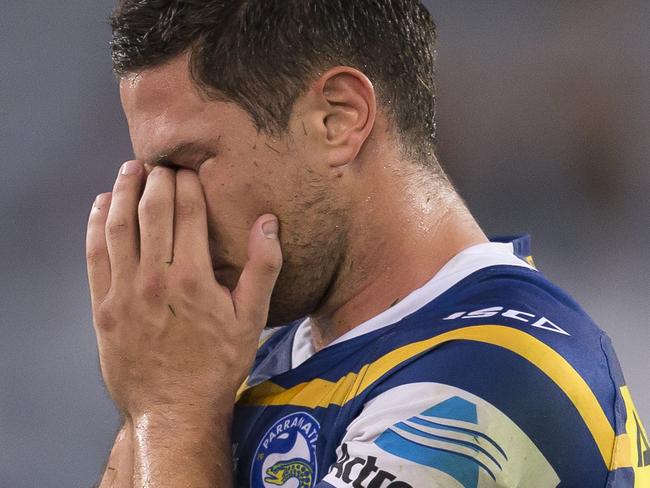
368, 339, 608, 487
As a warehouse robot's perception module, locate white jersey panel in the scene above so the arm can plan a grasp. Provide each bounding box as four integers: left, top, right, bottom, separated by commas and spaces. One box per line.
321, 382, 560, 488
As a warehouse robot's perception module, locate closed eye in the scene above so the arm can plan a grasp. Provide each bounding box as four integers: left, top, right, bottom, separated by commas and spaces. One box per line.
146, 141, 219, 172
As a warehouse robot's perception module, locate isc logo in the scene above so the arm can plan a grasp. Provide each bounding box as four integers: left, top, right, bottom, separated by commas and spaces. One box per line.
443, 307, 570, 336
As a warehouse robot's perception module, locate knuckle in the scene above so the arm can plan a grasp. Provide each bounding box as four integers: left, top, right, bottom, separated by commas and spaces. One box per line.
174, 272, 200, 295
94, 305, 118, 332
261, 256, 282, 275
106, 220, 130, 238
140, 274, 167, 301
175, 200, 198, 219
86, 246, 106, 263
138, 197, 165, 219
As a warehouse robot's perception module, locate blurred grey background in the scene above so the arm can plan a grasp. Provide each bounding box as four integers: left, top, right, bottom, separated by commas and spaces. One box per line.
0, 1, 648, 486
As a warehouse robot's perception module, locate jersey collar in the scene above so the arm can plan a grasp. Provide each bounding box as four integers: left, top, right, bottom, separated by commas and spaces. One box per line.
291, 236, 536, 368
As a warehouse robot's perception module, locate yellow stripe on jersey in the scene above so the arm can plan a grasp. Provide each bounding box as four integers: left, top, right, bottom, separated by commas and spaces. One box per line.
611, 386, 650, 485
238, 325, 615, 468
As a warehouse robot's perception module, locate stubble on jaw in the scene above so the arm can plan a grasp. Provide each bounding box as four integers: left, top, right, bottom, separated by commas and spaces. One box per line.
263, 167, 350, 329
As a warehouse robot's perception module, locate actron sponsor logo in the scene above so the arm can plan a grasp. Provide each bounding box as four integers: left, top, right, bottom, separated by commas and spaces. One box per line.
329, 443, 412, 488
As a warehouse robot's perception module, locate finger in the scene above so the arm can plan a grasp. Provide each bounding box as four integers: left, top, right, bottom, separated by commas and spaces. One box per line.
105, 161, 145, 281
232, 215, 283, 325
86, 193, 112, 302
173, 169, 211, 270
139, 166, 175, 270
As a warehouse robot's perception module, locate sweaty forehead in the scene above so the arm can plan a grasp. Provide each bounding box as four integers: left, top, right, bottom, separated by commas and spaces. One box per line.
119, 55, 220, 160
119, 55, 202, 121
118, 53, 260, 164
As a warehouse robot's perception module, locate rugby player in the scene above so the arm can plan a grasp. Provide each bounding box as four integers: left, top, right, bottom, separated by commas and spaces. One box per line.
87, 1, 649, 486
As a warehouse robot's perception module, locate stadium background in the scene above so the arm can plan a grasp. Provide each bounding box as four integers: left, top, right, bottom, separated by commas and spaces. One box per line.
0, 1, 648, 486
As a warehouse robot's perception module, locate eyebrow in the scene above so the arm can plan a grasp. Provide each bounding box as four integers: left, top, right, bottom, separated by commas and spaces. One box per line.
146, 141, 218, 170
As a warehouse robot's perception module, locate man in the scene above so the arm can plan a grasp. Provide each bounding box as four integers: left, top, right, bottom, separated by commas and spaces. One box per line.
87, 1, 648, 487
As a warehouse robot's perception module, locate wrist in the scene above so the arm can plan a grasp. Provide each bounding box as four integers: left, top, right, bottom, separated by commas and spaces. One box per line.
124, 389, 237, 423
131, 402, 233, 433
130, 405, 234, 488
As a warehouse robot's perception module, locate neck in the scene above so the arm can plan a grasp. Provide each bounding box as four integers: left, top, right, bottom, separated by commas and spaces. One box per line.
308, 161, 487, 351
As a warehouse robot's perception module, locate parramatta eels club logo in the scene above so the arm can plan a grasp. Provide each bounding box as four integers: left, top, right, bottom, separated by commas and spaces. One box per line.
251, 412, 320, 488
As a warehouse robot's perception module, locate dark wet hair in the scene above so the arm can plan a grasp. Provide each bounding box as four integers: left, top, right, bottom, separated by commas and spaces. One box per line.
110, 0, 439, 164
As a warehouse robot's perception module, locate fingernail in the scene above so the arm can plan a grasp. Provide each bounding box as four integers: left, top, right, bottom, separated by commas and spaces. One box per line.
262, 218, 278, 239
121, 161, 141, 175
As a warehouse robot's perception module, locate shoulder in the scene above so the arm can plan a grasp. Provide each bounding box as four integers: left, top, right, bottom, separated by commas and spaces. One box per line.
322, 381, 560, 487
321, 266, 630, 487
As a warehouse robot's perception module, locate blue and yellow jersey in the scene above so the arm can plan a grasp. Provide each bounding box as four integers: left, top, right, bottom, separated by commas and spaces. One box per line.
232, 237, 649, 487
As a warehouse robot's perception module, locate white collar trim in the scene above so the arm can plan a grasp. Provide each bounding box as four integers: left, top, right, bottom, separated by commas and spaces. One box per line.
291, 241, 535, 369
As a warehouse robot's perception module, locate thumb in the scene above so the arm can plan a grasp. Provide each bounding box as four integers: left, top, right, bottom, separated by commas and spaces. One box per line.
232, 214, 283, 326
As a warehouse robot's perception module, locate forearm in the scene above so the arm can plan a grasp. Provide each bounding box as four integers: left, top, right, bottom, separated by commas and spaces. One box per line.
131, 406, 234, 488
99, 421, 134, 488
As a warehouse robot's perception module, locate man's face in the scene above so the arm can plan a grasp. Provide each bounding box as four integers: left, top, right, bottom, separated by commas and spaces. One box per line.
119, 54, 349, 327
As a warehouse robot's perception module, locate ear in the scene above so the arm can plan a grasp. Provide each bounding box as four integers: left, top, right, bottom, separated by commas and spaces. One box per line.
308, 67, 377, 169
